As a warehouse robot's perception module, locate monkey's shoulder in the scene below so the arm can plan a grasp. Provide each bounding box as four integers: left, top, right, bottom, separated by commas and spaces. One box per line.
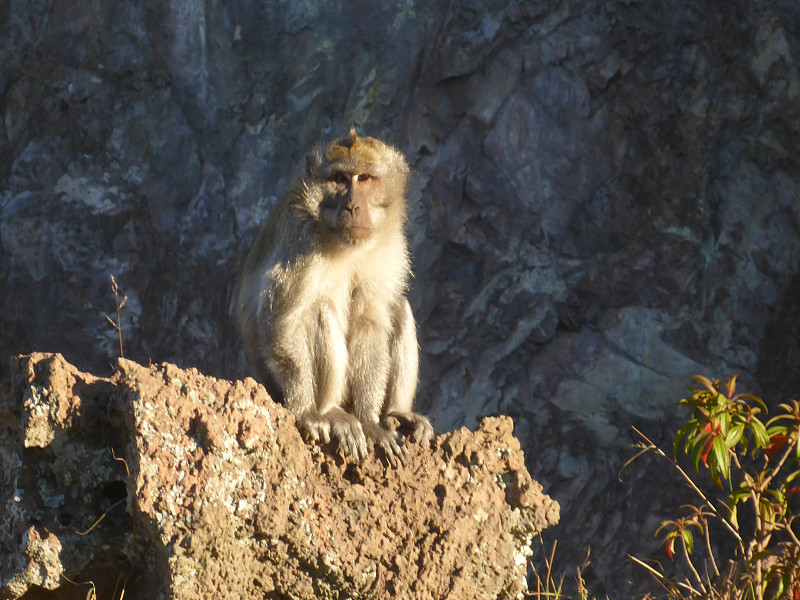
244, 214, 315, 270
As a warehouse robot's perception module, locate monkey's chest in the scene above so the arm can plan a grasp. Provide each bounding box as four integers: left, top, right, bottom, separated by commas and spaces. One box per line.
290, 253, 398, 335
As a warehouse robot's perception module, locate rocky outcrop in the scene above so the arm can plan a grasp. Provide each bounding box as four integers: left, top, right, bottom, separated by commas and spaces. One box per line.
0, 353, 559, 600
2, 1, 799, 593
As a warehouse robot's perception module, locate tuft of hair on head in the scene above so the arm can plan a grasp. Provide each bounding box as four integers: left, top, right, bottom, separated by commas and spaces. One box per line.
326, 129, 385, 163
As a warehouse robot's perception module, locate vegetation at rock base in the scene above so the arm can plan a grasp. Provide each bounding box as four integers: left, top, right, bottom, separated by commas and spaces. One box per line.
632, 375, 800, 600
532, 376, 799, 600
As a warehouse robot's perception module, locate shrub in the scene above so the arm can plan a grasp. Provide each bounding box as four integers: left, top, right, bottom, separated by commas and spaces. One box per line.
630, 376, 800, 600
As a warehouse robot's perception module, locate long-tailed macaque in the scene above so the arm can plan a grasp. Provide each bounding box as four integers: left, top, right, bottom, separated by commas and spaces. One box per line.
237, 130, 433, 465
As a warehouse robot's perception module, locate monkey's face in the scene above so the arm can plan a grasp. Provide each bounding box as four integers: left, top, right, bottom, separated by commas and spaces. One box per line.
318, 169, 388, 245
305, 130, 407, 248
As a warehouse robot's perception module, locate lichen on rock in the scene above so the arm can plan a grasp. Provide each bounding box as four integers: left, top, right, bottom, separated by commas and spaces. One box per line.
1, 353, 559, 600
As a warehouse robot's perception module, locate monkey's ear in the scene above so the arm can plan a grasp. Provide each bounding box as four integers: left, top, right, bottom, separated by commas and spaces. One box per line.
305, 152, 322, 176
348, 128, 358, 144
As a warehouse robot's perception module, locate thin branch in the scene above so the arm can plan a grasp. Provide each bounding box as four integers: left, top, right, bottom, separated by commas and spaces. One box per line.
680, 534, 707, 593
627, 555, 665, 580
703, 517, 720, 578
631, 426, 745, 551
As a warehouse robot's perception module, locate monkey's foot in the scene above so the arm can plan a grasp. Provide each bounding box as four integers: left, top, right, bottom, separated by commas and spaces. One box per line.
362, 422, 408, 467
383, 412, 434, 446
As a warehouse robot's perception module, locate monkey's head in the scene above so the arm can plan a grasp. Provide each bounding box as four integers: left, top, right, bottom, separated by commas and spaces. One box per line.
304, 130, 409, 247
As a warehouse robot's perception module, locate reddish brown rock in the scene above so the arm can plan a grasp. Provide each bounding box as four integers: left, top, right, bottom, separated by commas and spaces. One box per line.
1, 353, 559, 600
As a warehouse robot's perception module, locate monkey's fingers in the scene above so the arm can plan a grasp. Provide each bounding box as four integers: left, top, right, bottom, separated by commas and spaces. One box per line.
364, 423, 408, 467
410, 417, 434, 446
316, 423, 332, 444
354, 430, 370, 461
387, 437, 409, 466
332, 421, 369, 462
377, 435, 406, 467
383, 412, 434, 446
299, 413, 332, 444
341, 434, 367, 462
305, 427, 331, 444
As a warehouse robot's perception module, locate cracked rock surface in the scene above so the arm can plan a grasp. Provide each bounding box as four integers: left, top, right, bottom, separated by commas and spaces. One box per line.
1, 353, 559, 600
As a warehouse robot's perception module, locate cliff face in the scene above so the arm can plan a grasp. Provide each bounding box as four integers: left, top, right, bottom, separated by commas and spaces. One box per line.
0, 353, 559, 600
2, 0, 799, 592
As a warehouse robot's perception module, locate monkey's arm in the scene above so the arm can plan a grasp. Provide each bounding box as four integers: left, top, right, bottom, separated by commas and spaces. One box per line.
383, 298, 434, 446
346, 291, 412, 466
272, 302, 371, 461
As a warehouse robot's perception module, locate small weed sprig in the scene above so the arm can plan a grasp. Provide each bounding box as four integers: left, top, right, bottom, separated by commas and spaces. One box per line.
105, 274, 127, 358
528, 539, 594, 600
628, 376, 800, 600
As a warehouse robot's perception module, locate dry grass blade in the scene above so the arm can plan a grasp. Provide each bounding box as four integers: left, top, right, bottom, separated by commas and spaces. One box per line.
105, 274, 127, 358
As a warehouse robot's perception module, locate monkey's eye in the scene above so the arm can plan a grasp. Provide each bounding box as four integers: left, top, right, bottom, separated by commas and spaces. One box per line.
357, 173, 371, 182
331, 172, 349, 184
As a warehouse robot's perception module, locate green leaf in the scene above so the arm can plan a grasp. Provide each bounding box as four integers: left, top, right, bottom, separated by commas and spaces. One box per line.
728, 501, 739, 529
773, 577, 785, 600
712, 437, 729, 477
709, 460, 722, 488
681, 529, 694, 554
732, 484, 750, 500
748, 549, 778, 564
725, 423, 745, 449
784, 469, 800, 485
692, 434, 709, 472
739, 429, 750, 455
764, 488, 784, 503
766, 418, 790, 432
692, 375, 717, 394
719, 410, 731, 436
739, 393, 768, 412
750, 418, 770, 449
759, 501, 774, 527
674, 421, 694, 457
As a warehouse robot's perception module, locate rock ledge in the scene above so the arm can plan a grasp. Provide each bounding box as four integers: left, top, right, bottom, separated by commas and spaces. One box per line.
1, 353, 559, 600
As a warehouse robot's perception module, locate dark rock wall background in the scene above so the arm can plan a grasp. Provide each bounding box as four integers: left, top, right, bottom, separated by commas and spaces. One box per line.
2, 0, 799, 593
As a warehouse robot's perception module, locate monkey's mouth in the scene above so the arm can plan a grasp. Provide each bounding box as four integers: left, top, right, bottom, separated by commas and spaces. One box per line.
344, 226, 372, 240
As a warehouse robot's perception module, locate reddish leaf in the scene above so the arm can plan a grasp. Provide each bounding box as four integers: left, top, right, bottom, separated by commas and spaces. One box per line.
665, 538, 675, 560
786, 486, 800, 499
765, 434, 789, 460
726, 375, 738, 399
700, 436, 713, 467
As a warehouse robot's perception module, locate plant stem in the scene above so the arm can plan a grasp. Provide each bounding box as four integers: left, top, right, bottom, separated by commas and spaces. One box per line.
680, 536, 706, 593
630, 426, 745, 551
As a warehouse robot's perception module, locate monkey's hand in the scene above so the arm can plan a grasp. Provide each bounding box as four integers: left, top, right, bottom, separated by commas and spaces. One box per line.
327, 408, 371, 462
296, 409, 333, 445
384, 412, 434, 447
298, 409, 370, 461
362, 422, 409, 467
